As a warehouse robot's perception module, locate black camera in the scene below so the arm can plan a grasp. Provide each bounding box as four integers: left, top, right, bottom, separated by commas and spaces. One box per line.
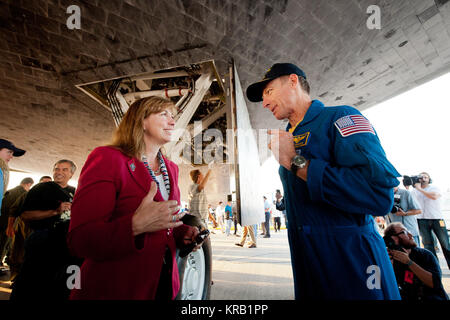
383, 235, 404, 252
402, 175, 422, 187
195, 229, 210, 244
179, 229, 210, 258
391, 193, 402, 214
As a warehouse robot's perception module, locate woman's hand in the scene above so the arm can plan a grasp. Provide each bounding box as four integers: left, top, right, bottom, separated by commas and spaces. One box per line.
183, 226, 199, 245
132, 182, 185, 236
183, 227, 205, 252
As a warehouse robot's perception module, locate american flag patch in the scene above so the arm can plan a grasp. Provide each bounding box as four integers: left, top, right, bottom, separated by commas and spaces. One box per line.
334, 115, 375, 137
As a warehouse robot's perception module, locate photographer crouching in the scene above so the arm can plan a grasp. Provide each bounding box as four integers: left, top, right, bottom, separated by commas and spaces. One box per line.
384, 222, 449, 300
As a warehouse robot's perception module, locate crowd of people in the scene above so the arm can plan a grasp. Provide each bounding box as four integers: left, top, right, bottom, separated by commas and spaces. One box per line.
1, 62, 449, 301
0, 97, 202, 300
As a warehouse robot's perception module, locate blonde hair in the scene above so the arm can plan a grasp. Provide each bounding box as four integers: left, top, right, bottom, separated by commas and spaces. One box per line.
0, 158, 9, 193
110, 96, 176, 159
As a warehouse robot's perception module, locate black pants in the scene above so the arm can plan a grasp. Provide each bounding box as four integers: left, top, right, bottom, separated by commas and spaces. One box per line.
0, 227, 10, 264
155, 247, 173, 300
274, 217, 281, 231
417, 219, 450, 269
264, 212, 271, 236
10, 221, 83, 301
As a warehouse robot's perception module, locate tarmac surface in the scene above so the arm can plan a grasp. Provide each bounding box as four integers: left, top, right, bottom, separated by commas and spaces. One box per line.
1, 225, 449, 300
209, 225, 450, 300
209, 227, 295, 300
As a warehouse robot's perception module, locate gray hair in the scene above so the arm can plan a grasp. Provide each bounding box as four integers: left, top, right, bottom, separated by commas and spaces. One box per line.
54, 159, 77, 174
280, 75, 310, 94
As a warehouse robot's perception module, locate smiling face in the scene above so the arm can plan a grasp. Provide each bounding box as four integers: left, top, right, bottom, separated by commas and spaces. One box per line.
0, 148, 14, 163
142, 108, 176, 145
112, 96, 178, 159
53, 162, 74, 187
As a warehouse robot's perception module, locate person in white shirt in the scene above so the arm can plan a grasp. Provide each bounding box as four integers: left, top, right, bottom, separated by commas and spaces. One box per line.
272, 199, 282, 232
215, 201, 225, 233
412, 172, 450, 269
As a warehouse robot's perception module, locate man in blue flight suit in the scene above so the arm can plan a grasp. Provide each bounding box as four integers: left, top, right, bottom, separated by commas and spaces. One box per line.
246, 63, 401, 300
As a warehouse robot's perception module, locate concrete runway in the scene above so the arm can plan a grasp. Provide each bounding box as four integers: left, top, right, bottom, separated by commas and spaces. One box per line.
209, 227, 295, 300
209, 225, 450, 300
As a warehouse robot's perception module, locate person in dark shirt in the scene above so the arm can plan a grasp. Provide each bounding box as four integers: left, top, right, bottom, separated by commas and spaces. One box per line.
0, 177, 34, 278
384, 222, 449, 300
274, 189, 287, 229
10, 160, 81, 300
7, 176, 53, 281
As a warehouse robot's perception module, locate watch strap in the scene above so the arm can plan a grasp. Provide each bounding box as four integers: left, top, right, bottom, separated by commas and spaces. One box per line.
290, 162, 299, 175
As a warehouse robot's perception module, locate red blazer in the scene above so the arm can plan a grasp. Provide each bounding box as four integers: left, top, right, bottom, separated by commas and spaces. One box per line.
67, 146, 191, 300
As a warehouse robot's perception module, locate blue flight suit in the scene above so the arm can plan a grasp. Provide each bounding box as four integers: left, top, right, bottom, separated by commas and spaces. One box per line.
280, 100, 401, 300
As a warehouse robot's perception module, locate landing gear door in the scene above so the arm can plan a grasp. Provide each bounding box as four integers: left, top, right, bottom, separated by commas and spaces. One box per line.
228, 61, 265, 227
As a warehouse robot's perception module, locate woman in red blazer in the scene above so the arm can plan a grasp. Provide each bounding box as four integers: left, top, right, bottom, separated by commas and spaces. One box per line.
68, 96, 200, 300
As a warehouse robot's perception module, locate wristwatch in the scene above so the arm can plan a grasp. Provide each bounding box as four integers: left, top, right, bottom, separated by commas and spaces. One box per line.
290, 155, 307, 175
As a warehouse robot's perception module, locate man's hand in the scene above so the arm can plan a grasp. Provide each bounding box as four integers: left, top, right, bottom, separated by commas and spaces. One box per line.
414, 183, 422, 190
132, 182, 185, 236
268, 129, 311, 180
57, 202, 72, 214
267, 129, 296, 170
395, 208, 407, 216
389, 248, 410, 265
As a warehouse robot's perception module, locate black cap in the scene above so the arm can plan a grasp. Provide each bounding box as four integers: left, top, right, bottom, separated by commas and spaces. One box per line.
246, 63, 307, 102
0, 139, 26, 157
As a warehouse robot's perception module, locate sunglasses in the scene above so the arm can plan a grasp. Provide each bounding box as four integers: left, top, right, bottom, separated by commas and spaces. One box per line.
393, 230, 410, 237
